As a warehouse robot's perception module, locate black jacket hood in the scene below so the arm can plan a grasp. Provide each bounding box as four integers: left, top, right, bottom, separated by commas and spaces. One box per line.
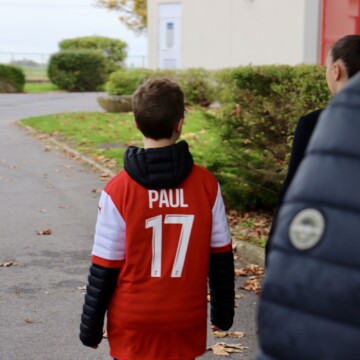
124, 140, 194, 189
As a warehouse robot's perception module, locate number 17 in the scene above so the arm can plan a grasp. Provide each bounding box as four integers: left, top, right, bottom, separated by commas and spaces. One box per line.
145, 214, 194, 278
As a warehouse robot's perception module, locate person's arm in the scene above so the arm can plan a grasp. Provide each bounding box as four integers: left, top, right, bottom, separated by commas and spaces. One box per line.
277, 113, 320, 205
79, 264, 120, 347
265, 109, 322, 261
208, 184, 235, 331
80, 188, 126, 347
209, 250, 235, 331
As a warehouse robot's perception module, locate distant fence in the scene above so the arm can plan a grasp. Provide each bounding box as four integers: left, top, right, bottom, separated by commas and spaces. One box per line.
0, 52, 147, 81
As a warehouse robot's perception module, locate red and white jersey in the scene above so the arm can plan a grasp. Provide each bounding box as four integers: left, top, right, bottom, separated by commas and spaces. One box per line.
92, 164, 231, 360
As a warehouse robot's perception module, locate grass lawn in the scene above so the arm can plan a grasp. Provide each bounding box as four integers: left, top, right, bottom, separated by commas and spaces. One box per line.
19, 107, 223, 171
24, 83, 59, 93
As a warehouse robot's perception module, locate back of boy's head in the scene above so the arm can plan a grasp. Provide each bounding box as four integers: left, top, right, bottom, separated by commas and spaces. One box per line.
331, 34, 360, 78
133, 78, 185, 140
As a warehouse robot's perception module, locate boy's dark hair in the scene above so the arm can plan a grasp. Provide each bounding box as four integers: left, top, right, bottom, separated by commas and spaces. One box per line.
133, 78, 185, 140
330, 34, 360, 78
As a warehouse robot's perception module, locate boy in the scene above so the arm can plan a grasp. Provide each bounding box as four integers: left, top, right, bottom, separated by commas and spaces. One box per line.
79, 78, 235, 360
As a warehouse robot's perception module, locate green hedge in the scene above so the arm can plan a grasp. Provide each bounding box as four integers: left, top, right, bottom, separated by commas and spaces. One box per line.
210, 65, 330, 210
106, 68, 153, 95
48, 50, 108, 92
105, 68, 215, 105
0, 64, 25, 93
59, 36, 127, 73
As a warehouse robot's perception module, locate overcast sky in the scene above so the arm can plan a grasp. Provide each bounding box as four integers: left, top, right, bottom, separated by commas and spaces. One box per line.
0, 0, 147, 66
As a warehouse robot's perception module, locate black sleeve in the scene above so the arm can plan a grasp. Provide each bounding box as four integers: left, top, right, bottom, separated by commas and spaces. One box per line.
79, 264, 120, 347
208, 250, 235, 331
265, 109, 323, 262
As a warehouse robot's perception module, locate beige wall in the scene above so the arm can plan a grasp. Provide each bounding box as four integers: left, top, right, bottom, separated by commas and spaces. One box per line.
147, 0, 321, 69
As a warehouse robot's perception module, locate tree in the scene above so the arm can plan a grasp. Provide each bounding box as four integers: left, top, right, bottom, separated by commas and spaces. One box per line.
97, 0, 147, 33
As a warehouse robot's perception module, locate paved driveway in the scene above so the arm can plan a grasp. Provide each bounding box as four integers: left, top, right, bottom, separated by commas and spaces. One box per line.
0, 93, 259, 360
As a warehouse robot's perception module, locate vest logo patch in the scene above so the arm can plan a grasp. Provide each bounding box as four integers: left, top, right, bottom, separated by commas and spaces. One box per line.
289, 208, 325, 250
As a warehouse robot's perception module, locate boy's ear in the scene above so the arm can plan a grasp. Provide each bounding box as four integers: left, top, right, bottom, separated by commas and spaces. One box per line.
176, 118, 184, 133
134, 118, 140, 130
334, 61, 346, 81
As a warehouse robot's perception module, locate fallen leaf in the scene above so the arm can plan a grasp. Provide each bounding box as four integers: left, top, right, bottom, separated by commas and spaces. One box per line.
235, 264, 264, 277
100, 173, 110, 181
210, 343, 229, 356
208, 342, 248, 356
77, 285, 86, 291
0, 262, 17, 267
227, 331, 245, 339
59, 205, 70, 209
103, 330, 108, 338
235, 294, 244, 300
36, 229, 52, 235
91, 189, 101, 193
36, 134, 48, 140
213, 331, 245, 339
241, 278, 261, 294
235, 268, 248, 276
213, 331, 228, 338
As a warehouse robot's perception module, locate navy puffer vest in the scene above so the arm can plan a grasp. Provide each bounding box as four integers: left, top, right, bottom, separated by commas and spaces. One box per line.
257, 73, 360, 360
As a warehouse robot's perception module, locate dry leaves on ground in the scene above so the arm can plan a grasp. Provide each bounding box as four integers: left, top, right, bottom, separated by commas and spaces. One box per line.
241, 277, 262, 295
235, 264, 264, 277
235, 264, 264, 295
227, 210, 272, 245
208, 342, 249, 356
36, 229, 52, 235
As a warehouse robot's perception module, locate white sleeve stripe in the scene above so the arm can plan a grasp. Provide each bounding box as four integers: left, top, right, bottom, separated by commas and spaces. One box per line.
211, 184, 231, 248
92, 191, 126, 261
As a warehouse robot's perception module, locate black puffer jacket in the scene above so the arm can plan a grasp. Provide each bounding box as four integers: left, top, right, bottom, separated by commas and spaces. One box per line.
80, 141, 234, 347
258, 73, 360, 359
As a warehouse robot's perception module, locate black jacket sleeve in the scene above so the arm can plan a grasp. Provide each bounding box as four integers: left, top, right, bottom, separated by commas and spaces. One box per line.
79, 264, 120, 347
208, 250, 235, 330
265, 109, 323, 262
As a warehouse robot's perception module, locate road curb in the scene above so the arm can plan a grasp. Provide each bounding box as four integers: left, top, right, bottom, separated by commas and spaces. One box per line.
235, 240, 265, 267
20, 125, 266, 268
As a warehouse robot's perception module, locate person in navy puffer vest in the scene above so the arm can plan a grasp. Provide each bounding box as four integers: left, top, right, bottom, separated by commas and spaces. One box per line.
257, 71, 360, 360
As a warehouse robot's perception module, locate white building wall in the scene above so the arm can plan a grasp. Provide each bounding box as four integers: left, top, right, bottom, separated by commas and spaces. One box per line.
147, 0, 321, 69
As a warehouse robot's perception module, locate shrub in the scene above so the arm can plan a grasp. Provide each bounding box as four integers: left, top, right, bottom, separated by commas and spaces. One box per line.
176, 68, 215, 106
48, 50, 108, 92
0, 64, 25, 93
210, 65, 330, 210
105, 67, 215, 106
59, 36, 127, 72
106, 68, 153, 95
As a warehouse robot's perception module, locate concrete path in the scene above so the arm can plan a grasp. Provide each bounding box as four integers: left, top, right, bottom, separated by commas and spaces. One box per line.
0, 93, 260, 360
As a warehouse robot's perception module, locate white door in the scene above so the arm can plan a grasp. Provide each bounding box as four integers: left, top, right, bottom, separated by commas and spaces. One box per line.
158, 3, 182, 69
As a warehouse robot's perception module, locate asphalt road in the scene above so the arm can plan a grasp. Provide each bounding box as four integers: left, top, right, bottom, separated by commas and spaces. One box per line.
0, 93, 260, 360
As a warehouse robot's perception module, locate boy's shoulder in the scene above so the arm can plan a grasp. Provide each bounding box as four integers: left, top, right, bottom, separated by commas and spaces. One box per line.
192, 164, 218, 181
103, 170, 130, 193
